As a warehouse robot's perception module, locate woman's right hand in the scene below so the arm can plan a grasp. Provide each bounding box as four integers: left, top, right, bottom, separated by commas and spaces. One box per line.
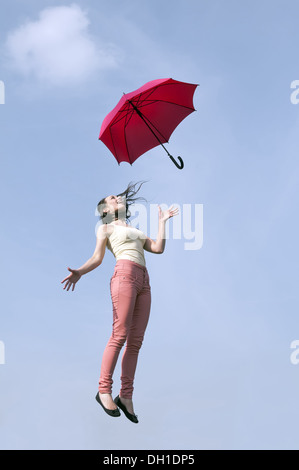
61, 268, 82, 291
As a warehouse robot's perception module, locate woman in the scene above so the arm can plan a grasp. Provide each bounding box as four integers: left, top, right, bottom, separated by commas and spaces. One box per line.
61, 181, 178, 423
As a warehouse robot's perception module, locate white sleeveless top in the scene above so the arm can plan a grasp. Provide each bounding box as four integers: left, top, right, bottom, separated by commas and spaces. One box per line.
106, 224, 147, 267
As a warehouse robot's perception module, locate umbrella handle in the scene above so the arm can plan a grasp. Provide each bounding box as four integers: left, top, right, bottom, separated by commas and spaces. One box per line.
168, 154, 184, 170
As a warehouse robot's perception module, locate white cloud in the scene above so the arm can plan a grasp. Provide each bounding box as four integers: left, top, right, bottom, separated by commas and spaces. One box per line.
5, 4, 120, 86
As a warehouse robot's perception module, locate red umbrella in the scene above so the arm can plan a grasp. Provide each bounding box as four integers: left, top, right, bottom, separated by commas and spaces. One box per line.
99, 78, 198, 170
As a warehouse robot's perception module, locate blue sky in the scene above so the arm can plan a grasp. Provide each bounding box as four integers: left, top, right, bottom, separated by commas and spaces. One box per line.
1, 0, 299, 450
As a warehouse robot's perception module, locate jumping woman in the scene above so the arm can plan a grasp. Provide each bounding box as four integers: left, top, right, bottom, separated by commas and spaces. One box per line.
61, 181, 178, 423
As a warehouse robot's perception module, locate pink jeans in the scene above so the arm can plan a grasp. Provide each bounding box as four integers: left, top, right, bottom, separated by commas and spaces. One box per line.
98, 259, 151, 399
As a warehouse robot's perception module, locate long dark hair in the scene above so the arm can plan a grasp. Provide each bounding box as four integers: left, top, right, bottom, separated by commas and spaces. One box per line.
97, 180, 149, 224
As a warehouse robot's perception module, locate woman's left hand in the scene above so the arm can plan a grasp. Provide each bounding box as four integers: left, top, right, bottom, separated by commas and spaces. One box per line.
158, 205, 179, 222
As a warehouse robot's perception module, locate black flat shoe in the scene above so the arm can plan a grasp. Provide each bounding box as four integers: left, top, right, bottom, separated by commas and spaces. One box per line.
114, 395, 139, 423
95, 392, 121, 417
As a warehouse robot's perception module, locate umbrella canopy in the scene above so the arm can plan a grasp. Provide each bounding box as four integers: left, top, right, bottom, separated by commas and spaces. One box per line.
99, 78, 198, 169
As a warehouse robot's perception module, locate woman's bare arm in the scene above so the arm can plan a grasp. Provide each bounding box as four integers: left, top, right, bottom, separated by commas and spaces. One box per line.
61, 225, 108, 291
77, 225, 108, 275
143, 205, 179, 254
